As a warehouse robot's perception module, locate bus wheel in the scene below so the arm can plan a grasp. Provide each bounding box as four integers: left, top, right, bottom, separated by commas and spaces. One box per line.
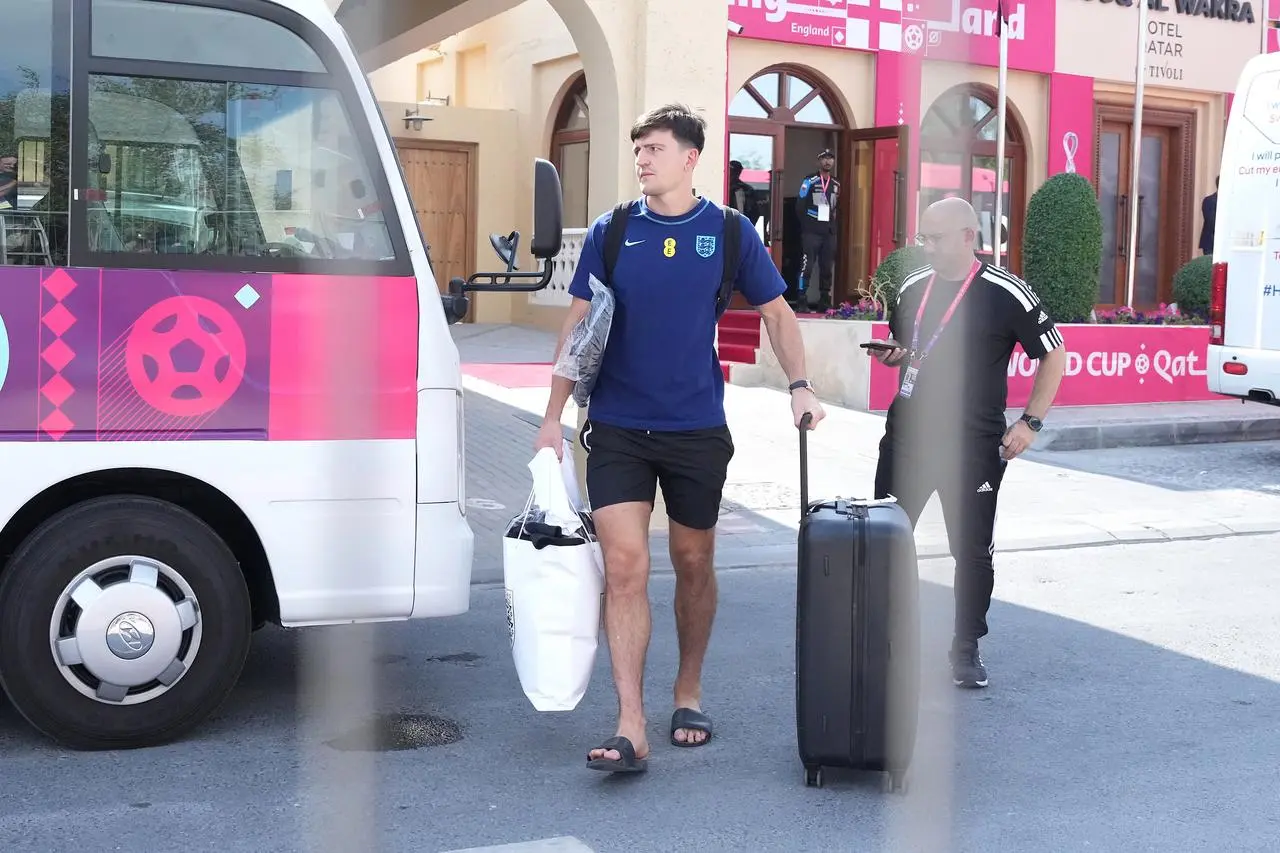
0, 495, 252, 750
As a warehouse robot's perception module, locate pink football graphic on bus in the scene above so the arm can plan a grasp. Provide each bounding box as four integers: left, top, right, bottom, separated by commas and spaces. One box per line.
125, 295, 248, 419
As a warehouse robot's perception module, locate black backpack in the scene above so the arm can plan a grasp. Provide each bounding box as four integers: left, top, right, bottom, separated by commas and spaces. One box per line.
599, 200, 743, 319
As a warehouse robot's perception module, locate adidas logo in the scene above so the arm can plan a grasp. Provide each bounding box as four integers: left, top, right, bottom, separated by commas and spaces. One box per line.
1037, 310, 1048, 324
976, 481, 993, 493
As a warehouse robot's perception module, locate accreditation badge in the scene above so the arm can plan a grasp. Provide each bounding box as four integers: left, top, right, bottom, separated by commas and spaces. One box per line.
898, 363, 920, 399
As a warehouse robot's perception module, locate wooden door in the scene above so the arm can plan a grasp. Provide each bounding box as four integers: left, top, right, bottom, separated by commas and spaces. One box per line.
1097, 119, 1133, 307
394, 139, 476, 307
1095, 106, 1193, 309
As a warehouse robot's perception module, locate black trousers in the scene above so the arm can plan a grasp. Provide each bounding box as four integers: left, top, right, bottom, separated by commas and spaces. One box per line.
872, 431, 1008, 647
800, 227, 835, 305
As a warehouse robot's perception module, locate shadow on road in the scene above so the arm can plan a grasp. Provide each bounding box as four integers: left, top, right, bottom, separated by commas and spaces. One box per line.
2, 557, 1277, 851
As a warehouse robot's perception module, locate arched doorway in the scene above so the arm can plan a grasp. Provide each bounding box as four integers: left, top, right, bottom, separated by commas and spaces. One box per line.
919, 84, 1028, 274
549, 72, 590, 229
729, 67, 842, 307
728, 66, 907, 310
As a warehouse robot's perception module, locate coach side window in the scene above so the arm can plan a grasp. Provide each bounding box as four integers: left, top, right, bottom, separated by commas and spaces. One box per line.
1, 0, 70, 267
79, 0, 400, 269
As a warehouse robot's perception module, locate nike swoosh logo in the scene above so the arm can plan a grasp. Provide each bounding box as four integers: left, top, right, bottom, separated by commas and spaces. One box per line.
624, 239, 644, 246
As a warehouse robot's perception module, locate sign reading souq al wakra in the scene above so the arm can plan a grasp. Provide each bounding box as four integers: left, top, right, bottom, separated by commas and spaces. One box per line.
1082, 0, 1255, 25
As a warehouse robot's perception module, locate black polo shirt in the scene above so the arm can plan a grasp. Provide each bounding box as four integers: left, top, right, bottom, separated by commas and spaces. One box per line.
885, 261, 1063, 442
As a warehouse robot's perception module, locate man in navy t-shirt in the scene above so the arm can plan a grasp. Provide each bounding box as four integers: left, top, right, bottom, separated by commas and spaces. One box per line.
535, 103, 825, 775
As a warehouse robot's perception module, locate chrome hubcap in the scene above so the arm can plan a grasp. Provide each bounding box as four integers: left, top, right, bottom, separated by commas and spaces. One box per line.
49, 556, 202, 705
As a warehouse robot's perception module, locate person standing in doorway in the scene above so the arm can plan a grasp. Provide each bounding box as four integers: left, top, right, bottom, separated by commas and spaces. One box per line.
1199, 176, 1218, 257
727, 159, 756, 221
796, 148, 839, 311
534, 104, 825, 774
866, 197, 1066, 690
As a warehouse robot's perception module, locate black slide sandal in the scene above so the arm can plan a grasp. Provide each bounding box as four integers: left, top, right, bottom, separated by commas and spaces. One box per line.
669, 708, 713, 747
586, 736, 648, 773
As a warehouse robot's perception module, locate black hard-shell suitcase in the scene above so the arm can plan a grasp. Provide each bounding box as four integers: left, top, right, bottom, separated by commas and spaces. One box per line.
795, 413, 921, 792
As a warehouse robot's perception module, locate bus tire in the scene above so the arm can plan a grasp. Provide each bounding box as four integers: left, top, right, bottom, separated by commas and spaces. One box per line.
0, 495, 252, 750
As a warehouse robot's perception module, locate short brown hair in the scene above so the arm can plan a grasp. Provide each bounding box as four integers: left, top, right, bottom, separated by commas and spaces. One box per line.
630, 103, 706, 153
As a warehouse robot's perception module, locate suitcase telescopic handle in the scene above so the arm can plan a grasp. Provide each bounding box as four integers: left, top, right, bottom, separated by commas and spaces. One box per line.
798, 412, 813, 520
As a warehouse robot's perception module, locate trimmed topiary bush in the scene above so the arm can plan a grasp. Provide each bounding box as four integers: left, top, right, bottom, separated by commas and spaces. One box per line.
1172, 254, 1212, 319
1021, 173, 1103, 324
869, 244, 926, 319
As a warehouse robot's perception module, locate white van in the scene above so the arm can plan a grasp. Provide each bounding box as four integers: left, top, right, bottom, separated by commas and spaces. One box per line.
0, 0, 561, 751
1206, 52, 1280, 405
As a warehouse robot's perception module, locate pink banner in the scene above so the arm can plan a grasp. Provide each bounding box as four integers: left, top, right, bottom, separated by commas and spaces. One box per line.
1048, 73, 1094, 182
728, 0, 1056, 73
867, 323, 1218, 411
874, 49, 922, 231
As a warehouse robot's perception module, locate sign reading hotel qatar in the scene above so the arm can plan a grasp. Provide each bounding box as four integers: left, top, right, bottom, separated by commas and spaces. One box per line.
728, 0, 1057, 74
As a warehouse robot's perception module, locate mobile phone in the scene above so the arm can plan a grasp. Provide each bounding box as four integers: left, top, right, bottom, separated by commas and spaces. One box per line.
860, 341, 899, 353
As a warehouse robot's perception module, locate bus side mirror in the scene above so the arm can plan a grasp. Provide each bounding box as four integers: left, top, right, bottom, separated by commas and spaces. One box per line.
442, 277, 470, 324
453, 158, 564, 297
530, 157, 563, 259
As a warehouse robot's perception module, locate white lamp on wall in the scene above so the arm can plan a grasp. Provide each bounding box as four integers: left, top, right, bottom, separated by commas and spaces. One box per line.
404, 95, 450, 130
403, 107, 431, 131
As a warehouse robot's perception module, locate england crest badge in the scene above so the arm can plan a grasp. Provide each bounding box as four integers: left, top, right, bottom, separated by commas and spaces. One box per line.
695, 235, 716, 258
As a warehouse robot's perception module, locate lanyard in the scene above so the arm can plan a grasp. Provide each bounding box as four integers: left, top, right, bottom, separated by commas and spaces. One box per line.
909, 260, 980, 362
819, 174, 830, 196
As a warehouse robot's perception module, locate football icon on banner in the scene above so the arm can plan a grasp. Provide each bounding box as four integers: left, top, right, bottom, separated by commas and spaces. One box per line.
126, 295, 247, 418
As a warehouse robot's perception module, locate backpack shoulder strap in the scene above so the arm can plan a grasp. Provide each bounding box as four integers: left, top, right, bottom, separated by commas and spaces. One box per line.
715, 205, 743, 318
601, 201, 632, 286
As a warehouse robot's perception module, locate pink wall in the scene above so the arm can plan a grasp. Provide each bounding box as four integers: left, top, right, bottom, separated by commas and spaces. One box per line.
1047, 73, 1095, 183
874, 50, 922, 237
727, 0, 1056, 73
729, 0, 1072, 215
867, 322, 1218, 411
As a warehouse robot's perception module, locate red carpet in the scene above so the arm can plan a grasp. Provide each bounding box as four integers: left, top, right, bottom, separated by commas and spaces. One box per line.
462, 362, 553, 388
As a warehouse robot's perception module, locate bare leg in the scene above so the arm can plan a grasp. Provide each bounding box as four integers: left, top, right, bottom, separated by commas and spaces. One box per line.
587, 500, 654, 763
668, 518, 717, 745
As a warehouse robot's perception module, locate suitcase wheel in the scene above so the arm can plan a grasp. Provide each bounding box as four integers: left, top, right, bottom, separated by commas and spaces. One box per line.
803, 766, 823, 788
882, 770, 908, 795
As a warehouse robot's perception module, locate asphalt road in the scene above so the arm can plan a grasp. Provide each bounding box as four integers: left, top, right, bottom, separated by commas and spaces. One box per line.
3, 532, 1278, 853
1027, 438, 1280, 494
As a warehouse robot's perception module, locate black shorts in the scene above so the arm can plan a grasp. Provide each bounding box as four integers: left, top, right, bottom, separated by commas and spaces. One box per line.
579, 418, 734, 530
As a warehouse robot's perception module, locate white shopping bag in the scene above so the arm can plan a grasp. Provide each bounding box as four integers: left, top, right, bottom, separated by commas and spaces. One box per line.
502, 443, 604, 712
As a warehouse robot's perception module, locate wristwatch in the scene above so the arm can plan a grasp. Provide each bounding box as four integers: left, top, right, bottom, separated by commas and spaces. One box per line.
1019, 413, 1043, 432
789, 379, 814, 393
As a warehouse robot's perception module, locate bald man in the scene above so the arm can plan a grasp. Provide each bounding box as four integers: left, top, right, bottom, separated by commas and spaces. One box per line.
866, 197, 1066, 689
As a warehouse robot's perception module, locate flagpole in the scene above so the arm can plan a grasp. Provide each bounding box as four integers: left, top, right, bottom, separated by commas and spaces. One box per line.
1125, 0, 1150, 308
993, 1, 1009, 268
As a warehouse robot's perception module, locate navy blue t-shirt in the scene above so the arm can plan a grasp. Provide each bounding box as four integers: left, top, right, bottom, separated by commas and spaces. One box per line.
567, 196, 785, 431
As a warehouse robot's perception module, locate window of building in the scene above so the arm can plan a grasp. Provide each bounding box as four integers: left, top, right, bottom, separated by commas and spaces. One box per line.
729, 68, 839, 126
1, 0, 70, 267
919, 85, 1026, 273
550, 73, 589, 229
